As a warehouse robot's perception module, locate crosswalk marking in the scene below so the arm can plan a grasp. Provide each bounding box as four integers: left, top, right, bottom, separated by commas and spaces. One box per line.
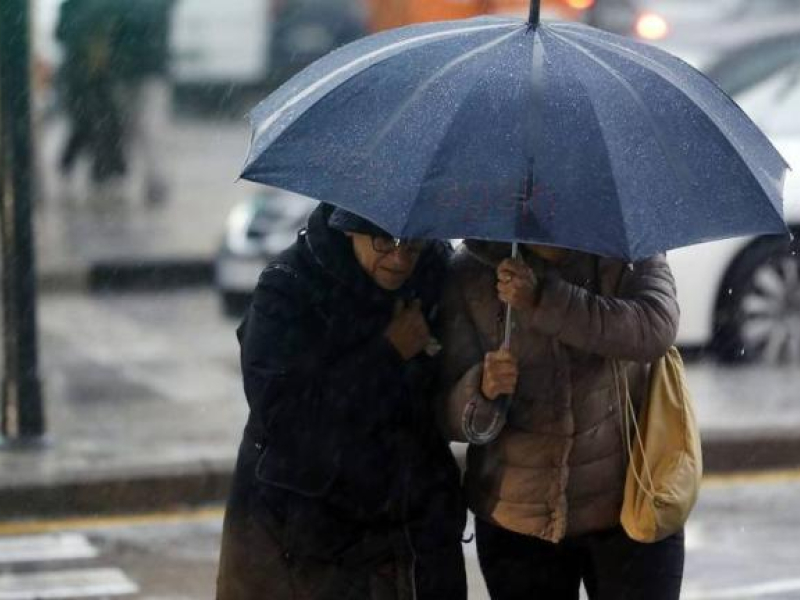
0, 534, 98, 565
0, 568, 138, 600
683, 579, 800, 599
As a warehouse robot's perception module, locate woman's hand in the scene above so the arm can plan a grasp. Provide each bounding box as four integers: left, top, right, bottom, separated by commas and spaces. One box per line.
385, 299, 431, 361
497, 258, 540, 313
481, 349, 519, 401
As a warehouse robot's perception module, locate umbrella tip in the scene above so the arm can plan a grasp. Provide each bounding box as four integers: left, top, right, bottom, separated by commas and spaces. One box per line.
528, 0, 540, 27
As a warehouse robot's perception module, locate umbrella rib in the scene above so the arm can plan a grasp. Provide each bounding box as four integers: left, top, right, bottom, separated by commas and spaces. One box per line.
552, 25, 790, 176
367, 29, 520, 157
542, 29, 645, 257
399, 34, 525, 238
252, 22, 520, 142
547, 28, 709, 257
552, 26, 750, 135
552, 27, 788, 227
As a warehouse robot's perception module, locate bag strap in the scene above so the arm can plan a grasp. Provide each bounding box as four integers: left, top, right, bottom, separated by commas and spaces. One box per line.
612, 360, 657, 500
601, 256, 658, 497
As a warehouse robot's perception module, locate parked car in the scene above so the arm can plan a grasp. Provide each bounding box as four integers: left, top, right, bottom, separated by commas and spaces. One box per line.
215, 189, 316, 315
215, 28, 800, 364
590, 0, 800, 67
668, 27, 800, 364
170, 0, 273, 87
590, 0, 744, 38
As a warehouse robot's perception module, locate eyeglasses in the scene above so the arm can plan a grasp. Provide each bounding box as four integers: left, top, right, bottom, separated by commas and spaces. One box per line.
371, 235, 429, 256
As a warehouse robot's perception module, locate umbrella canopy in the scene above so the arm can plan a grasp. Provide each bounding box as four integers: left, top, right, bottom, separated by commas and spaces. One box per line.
241, 4, 790, 261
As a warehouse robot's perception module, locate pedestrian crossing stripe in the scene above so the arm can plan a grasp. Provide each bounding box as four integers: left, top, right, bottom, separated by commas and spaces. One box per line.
0, 568, 138, 600
683, 578, 800, 599
0, 534, 98, 565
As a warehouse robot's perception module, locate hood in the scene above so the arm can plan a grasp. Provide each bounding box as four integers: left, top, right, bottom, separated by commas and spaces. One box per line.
301, 204, 451, 311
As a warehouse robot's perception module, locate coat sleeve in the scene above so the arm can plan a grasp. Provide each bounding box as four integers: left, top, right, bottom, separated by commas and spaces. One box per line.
520, 254, 679, 362
239, 268, 406, 440
438, 272, 505, 444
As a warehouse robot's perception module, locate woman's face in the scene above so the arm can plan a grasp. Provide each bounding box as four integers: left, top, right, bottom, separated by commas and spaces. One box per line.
348, 233, 422, 290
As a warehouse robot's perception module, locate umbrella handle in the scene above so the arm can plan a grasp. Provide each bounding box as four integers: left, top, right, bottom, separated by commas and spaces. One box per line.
502, 242, 519, 350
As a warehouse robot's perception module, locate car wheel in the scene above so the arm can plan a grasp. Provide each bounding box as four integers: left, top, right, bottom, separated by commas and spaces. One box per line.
713, 236, 800, 364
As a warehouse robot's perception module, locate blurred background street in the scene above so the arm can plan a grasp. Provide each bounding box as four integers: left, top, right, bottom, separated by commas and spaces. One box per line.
2, 0, 800, 598
36, 115, 254, 274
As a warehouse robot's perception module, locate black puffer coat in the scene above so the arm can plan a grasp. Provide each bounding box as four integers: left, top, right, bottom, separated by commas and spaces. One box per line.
217, 205, 466, 600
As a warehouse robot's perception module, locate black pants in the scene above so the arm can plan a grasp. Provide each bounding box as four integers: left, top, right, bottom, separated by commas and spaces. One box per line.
475, 519, 684, 600
60, 81, 127, 183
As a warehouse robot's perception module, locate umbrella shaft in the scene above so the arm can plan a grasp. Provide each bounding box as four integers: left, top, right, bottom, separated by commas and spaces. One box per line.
502, 243, 519, 350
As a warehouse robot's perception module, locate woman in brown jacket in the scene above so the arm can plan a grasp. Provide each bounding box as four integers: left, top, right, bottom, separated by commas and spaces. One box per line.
440, 240, 684, 599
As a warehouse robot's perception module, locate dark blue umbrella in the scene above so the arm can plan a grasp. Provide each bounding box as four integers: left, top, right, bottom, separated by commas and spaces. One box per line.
241, 0, 789, 262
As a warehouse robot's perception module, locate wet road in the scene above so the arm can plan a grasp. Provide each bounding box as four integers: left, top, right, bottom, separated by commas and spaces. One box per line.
2, 474, 800, 599
683, 472, 800, 599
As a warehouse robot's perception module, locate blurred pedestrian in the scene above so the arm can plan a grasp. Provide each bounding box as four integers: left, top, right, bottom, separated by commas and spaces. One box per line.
216, 204, 467, 600
111, 0, 175, 205
439, 241, 684, 599
56, 0, 126, 184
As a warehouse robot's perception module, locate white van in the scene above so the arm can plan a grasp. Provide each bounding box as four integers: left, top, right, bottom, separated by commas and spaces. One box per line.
170, 0, 272, 86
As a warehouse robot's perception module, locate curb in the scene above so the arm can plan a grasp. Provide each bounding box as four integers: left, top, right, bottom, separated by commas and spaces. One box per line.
0, 463, 233, 521
38, 259, 215, 294
3, 435, 800, 521
702, 431, 800, 473
87, 259, 215, 291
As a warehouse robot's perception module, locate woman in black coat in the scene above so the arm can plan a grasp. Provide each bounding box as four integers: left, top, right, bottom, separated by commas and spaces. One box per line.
216, 204, 466, 600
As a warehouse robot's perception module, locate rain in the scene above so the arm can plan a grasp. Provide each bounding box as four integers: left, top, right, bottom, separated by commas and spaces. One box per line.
2, 1, 800, 599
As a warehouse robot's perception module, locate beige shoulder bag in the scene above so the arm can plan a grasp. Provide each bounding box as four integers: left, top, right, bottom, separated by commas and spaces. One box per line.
613, 347, 703, 543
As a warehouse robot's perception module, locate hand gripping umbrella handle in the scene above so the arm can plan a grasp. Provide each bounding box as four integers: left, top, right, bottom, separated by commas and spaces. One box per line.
464, 242, 519, 443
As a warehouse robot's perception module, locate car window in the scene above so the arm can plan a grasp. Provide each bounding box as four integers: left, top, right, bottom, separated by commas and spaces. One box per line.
734, 59, 800, 135
709, 37, 800, 96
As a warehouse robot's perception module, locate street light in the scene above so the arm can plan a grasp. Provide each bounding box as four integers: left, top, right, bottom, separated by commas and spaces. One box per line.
0, 0, 46, 442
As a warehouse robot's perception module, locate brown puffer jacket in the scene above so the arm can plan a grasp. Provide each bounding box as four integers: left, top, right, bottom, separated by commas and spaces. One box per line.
439, 242, 679, 542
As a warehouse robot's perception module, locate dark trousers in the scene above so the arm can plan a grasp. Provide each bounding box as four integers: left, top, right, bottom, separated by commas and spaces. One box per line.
60, 80, 127, 182
217, 497, 466, 600
475, 518, 684, 600
217, 439, 466, 600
